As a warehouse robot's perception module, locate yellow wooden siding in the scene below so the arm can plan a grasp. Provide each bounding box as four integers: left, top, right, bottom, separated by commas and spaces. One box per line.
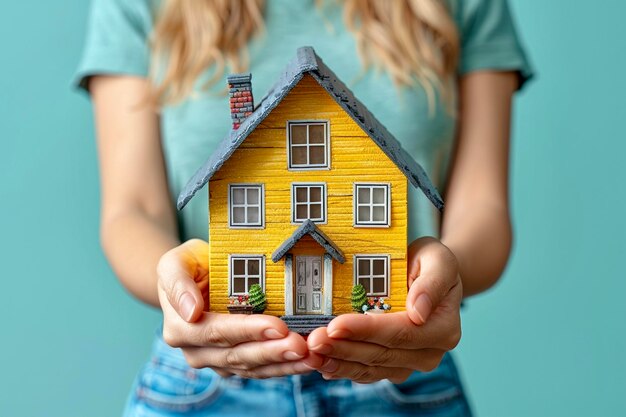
209, 75, 408, 315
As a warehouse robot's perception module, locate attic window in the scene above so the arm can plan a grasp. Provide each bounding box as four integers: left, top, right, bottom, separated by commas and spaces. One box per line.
287, 121, 329, 169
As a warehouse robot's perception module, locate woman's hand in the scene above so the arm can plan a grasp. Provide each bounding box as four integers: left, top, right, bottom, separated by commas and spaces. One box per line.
158, 239, 323, 378
305, 237, 462, 383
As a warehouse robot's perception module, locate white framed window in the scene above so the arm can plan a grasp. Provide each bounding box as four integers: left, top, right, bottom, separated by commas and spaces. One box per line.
354, 183, 390, 227
229, 255, 265, 295
354, 255, 389, 296
287, 121, 330, 169
291, 183, 327, 223
229, 184, 264, 228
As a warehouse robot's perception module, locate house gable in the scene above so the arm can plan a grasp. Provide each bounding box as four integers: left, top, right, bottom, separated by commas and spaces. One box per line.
177, 46, 443, 212
208, 74, 409, 237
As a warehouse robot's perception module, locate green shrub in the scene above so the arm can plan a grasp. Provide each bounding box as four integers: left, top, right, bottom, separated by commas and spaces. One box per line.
351, 284, 367, 313
248, 284, 267, 313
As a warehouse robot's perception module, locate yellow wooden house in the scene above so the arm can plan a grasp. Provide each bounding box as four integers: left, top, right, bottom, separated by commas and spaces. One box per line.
177, 47, 443, 328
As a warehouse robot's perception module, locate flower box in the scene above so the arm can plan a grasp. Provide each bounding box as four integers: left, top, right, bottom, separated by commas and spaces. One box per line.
227, 305, 255, 315
362, 297, 391, 314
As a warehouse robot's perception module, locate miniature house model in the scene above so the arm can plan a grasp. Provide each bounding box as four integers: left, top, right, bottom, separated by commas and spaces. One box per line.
178, 47, 443, 326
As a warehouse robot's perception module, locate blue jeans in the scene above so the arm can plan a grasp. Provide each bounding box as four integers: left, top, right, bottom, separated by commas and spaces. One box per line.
123, 329, 472, 416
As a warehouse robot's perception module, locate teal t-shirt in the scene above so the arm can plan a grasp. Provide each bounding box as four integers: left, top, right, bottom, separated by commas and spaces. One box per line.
74, 0, 533, 242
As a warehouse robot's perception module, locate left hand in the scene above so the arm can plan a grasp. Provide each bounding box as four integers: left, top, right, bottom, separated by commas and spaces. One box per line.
304, 237, 463, 383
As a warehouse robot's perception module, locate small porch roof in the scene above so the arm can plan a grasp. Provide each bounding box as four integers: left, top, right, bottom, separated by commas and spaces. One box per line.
271, 220, 346, 264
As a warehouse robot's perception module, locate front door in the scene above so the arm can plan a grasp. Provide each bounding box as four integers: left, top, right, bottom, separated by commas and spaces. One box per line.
295, 256, 323, 314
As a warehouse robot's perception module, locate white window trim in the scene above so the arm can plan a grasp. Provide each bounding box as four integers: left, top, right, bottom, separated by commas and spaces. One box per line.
286, 120, 331, 171
228, 255, 265, 296
353, 254, 390, 296
291, 182, 327, 224
353, 183, 391, 228
228, 184, 265, 229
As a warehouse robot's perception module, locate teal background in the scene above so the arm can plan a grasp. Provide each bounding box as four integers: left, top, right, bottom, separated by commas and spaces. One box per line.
1, 1, 624, 416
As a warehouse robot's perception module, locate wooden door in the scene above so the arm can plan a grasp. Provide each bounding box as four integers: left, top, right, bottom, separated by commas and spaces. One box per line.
295, 256, 323, 314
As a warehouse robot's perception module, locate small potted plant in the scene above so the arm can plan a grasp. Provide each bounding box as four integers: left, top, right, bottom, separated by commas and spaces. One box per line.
248, 284, 267, 314
227, 294, 254, 314
363, 297, 391, 315
351, 284, 368, 313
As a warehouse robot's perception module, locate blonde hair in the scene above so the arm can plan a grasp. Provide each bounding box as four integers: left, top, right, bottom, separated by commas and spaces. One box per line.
150, 0, 459, 109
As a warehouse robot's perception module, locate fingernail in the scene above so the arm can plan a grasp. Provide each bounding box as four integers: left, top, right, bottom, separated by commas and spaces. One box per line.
327, 329, 352, 339
283, 351, 305, 361
311, 344, 333, 355
263, 328, 285, 340
180, 292, 196, 322
414, 293, 432, 324
321, 358, 338, 373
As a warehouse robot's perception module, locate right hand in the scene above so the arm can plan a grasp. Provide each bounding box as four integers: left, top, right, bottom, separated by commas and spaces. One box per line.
157, 239, 322, 378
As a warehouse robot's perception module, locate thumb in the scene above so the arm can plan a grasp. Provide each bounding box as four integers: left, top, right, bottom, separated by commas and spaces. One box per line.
157, 239, 209, 323
406, 239, 458, 325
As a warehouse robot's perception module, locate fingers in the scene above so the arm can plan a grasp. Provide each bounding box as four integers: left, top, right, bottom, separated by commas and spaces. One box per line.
307, 327, 445, 371
318, 357, 413, 384
326, 312, 458, 351
211, 362, 311, 379
157, 239, 210, 323
163, 311, 290, 348
214, 355, 323, 379
406, 237, 460, 325
183, 332, 308, 370
183, 337, 325, 380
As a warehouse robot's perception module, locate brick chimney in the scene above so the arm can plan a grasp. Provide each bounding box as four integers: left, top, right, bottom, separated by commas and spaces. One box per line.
228, 73, 254, 130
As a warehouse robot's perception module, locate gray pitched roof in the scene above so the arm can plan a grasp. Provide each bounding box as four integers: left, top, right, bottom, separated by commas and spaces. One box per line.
271, 220, 346, 263
177, 46, 444, 211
